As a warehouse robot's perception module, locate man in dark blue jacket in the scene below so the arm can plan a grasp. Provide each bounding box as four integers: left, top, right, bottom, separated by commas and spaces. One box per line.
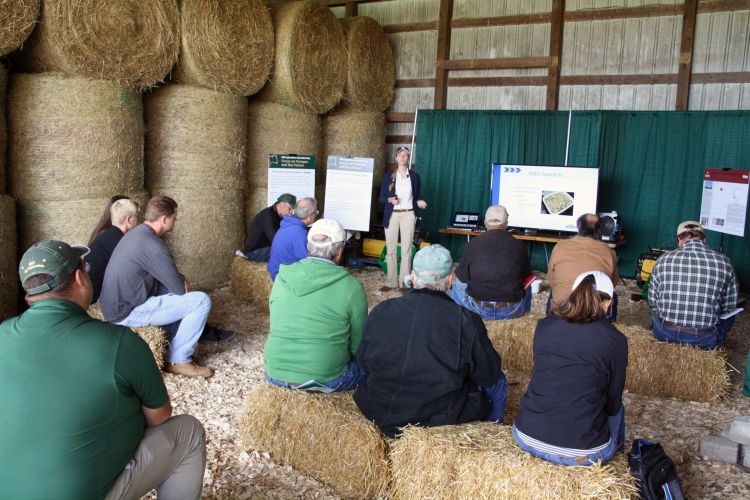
268, 197, 318, 280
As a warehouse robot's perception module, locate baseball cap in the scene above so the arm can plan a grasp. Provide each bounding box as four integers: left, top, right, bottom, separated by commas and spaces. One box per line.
19, 240, 90, 295
485, 205, 509, 225
276, 193, 297, 207
676, 220, 703, 236
571, 270, 614, 298
307, 219, 347, 247
412, 244, 452, 282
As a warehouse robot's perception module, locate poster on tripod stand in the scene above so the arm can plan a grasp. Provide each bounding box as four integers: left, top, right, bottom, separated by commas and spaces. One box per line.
699, 169, 749, 237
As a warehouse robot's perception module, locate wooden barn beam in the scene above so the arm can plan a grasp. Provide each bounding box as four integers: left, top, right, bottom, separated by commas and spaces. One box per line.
433, 0, 454, 109
438, 57, 550, 71
345, 1, 358, 16
676, 0, 698, 110
546, 0, 565, 110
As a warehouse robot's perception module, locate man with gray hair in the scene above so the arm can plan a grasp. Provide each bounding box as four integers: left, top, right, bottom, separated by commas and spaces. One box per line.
268, 197, 318, 280
264, 219, 367, 392
449, 205, 532, 320
354, 244, 507, 437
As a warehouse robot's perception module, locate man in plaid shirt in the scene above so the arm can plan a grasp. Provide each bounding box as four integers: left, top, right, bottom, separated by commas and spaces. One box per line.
649, 220, 739, 349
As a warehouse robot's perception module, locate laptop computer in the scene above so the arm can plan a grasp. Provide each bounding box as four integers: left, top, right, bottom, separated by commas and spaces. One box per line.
447, 211, 481, 230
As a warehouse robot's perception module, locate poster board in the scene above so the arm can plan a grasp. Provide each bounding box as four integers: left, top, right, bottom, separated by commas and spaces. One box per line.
267, 155, 316, 206
700, 169, 749, 237
323, 156, 374, 231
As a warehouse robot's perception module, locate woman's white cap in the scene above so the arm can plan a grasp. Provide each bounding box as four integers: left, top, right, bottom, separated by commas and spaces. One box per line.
571, 270, 614, 298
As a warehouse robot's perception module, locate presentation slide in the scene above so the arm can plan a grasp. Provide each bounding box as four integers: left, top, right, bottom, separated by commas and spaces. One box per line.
267, 154, 316, 206
491, 164, 599, 232
324, 156, 374, 231
700, 169, 749, 237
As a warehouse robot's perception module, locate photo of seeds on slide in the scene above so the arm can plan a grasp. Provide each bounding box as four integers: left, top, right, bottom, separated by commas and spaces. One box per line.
541, 191, 575, 216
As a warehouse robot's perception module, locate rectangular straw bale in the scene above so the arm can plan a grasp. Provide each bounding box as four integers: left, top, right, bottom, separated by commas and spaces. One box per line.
239, 384, 390, 498
486, 315, 729, 403
87, 304, 167, 369
230, 256, 272, 313
389, 422, 637, 500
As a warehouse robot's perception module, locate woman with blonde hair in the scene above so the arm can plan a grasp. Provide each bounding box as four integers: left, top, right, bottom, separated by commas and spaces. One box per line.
513, 271, 628, 466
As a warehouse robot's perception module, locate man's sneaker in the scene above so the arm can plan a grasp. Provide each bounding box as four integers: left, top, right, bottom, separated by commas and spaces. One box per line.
166, 362, 214, 378
235, 250, 247, 258
199, 325, 236, 343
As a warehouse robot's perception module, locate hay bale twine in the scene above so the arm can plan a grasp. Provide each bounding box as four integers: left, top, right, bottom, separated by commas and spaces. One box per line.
145, 84, 247, 290
259, 0, 346, 114
323, 110, 386, 186
0, 64, 6, 194
0, 195, 18, 321
246, 100, 321, 222
0, 0, 39, 56
339, 16, 394, 112
389, 423, 637, 499
18, 0, 179, 90
173, 0, 273, 96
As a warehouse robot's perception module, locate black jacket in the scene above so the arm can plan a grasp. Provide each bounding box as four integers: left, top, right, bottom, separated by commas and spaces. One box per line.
85, 226, 124, 302
244, 205, 282, 253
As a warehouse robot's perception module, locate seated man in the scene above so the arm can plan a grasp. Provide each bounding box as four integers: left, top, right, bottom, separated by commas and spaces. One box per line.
449, 205, 532, 320
354, 244, 507, 437
268, 197, 318, 280
101, 196, 223, 378
85, 198, 140, 303
650, 220, 739, 349
240, 193, 296, 262
547, 213, 620, 320
0, 240, 206, 498
264, 219, 367, 392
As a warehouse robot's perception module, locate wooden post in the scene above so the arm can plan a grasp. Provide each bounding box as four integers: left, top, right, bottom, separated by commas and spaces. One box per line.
433, 0, 454, 109
676, 0, 698, 110
546, 0, 565, 110
345, 1, 357, 17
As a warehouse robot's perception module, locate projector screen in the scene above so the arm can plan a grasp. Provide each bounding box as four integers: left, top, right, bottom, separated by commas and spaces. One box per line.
490, 164, 599, 233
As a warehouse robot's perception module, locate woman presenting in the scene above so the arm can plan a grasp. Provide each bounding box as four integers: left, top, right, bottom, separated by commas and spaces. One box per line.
378, 146, 427, 289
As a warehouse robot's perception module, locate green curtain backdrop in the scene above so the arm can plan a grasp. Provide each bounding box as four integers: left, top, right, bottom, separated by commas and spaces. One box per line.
415, 110, 750, 288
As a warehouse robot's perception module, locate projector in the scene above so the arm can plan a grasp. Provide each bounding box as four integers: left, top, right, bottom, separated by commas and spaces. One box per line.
598, 211, 621, 242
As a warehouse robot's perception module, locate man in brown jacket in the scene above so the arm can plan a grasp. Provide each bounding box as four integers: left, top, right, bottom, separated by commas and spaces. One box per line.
547, 213, 619, 320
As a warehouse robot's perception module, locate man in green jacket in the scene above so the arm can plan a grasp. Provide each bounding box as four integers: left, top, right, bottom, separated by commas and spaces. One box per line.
264, 219, 367, 392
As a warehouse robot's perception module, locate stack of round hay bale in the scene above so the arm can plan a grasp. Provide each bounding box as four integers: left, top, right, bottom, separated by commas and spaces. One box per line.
16, 0, 179, 90
0, 0, 40, 57
7, 73, 147, 252
0, 63, 18, 321
145, 85, 248, 290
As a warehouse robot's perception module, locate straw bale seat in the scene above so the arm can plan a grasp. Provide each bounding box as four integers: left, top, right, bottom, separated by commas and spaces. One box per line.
239, 384, 389, 498
229, 256, 272, 313
389, 422, 637, 499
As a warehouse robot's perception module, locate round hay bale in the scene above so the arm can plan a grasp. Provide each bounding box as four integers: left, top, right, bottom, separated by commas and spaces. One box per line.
259, 0, 346, 114
145, 84, 247, 290
0, 64, 6, 194
339, 16, 394, 112
173, 0, 274, 96
18, 0, 179, 90
0, 0, 39, 57
7, 73, 144, 201
246, 100, 321, 222
0, 195, 18, 322
323, 110, 386, 186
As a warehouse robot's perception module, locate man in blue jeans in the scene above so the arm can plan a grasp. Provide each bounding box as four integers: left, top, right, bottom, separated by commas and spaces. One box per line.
649, 220, 739, 350
449, 205, 532, 320
101, 196, 218, 378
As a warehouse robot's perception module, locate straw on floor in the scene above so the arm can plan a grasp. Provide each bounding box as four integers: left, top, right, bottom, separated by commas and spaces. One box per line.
0, 195, 18, 322
18, 0, 179, 89
145, 84, 247, 290
389, 422, 637, 499
173, 0, 273, 96
323, 111, 386, 186
0, 0, 39, 57
87, 304, 167, 369
230, 257, 272, 313
239, 384, 390, 498
485, 314, 730, 403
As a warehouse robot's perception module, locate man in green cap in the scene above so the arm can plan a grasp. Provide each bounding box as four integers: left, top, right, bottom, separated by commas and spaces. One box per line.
354, 244, 507, 437
240, 193, 297, 261
0, 240, 207, 499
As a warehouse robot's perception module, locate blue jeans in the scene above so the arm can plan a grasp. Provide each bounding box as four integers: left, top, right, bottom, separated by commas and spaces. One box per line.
264, 359, 366, 393
513, 405, 625, 466
118, 292, 211, 364
244, 246, 271, 262
449, 279, 531, 320
652, 316, 735, 350
547, 292, 618, 322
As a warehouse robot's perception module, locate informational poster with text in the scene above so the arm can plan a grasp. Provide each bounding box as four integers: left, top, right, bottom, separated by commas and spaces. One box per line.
700, 169, 749, 237
324, 156, 374, 231
267, 154, 316, 206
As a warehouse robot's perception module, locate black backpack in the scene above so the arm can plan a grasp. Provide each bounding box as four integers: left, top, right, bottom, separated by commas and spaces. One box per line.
628, 439, 685, 500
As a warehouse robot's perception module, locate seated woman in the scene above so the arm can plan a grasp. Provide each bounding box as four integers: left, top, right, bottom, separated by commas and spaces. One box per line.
513, 271, 628, 466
